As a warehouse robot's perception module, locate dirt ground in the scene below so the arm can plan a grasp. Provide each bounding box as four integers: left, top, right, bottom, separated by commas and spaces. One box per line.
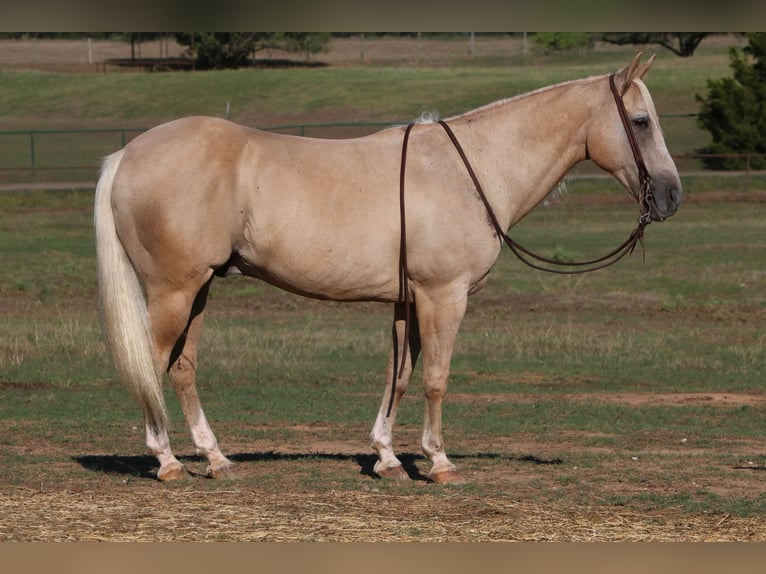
1, 390, 765, 542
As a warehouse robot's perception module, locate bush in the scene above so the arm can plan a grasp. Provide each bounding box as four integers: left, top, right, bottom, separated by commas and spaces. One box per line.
534, 33, 592, 53
174, 33, 332, 70
696, 33, 766, 170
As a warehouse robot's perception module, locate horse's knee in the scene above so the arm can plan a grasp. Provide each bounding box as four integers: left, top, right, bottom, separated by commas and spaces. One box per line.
423, 379, 447, 401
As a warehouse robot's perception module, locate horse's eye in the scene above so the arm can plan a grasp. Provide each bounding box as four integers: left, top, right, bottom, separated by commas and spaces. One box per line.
632, 115, 650, 129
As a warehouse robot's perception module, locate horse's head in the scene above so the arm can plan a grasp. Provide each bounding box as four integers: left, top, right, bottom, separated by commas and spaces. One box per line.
587, 53, 682, 222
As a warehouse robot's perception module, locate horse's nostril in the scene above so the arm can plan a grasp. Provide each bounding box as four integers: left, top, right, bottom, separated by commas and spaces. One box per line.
670, 188, 682, 210
662, 187, 681, 214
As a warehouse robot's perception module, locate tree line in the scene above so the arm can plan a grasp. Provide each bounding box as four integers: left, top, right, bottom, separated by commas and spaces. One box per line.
0, 33, 333, 68
1, 32, 726, 62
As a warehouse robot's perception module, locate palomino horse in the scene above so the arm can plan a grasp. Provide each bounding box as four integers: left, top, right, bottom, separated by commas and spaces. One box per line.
95, 54, 681, 484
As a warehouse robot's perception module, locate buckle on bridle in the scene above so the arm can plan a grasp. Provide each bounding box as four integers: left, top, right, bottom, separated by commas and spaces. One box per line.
638, 178, 653, 227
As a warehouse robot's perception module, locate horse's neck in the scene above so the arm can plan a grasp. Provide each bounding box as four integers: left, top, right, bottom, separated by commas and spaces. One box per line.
449, 78, 599, 229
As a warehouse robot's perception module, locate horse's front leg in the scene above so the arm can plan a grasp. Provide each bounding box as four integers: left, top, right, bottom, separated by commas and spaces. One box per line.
415, 285, 468, 484
370, 302, 420, 480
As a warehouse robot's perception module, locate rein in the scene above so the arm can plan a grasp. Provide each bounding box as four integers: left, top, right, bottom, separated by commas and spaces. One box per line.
437, 117, 649, 275
387, 73, 653, 415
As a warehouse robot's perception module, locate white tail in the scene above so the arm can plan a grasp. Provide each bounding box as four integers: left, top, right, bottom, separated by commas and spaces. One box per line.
94, 150, 168, 431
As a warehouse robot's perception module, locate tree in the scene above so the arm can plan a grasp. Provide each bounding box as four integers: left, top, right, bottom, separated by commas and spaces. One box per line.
174, 33, 332, 70
534, 32, 592, 53
274, 32, 332, 61
600, 33, 712, 57
174, 33, 261, 69
696, 33, 766, 170
121, 33, 166, 60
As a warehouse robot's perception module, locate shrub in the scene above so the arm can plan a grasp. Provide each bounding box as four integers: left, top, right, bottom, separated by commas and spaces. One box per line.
696, 33, 766, 170
534, 33, 592, 53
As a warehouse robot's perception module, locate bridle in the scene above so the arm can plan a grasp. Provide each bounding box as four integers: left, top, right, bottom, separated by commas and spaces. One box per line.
387, 73, 655, 408
399, 72, 654, 277
608, 73, 654, 225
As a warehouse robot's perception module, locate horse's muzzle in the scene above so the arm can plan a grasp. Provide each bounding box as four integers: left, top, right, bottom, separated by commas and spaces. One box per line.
648, 182, 682, 222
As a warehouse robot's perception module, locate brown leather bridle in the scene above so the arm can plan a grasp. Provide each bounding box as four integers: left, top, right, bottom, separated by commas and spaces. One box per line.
608, 73, 654, 223
387, 73, 655, 408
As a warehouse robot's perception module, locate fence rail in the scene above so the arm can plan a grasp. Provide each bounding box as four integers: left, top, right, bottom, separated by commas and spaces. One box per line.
2, 122, 766, 190
0, 123, 395, 181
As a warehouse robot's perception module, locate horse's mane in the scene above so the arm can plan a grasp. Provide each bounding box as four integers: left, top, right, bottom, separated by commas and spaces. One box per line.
447, 73, 608, 121
391, 71, 655, 133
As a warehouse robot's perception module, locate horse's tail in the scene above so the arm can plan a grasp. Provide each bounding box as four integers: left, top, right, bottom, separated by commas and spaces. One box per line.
94, 150, 168, 431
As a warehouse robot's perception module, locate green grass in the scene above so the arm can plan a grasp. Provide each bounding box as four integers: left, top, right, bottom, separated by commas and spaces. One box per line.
1, 187, 765, 519
5, 57, 703, 126
0, 63, 723, 128
1, 190, 764, 398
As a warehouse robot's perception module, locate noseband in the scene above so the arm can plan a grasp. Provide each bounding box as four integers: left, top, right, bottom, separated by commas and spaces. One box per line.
388, 74, 655, 401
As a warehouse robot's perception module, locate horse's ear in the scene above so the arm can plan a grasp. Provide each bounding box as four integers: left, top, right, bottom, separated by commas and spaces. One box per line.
635, 54, 656, 80
613, 52, 644, 95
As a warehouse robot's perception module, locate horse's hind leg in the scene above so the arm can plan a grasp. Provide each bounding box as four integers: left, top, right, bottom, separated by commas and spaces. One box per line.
144, 276, 231, 480
144, 415, 186, 481
143, 286, 196, 481
370, 302, 420, 480
166, 278, 234, 479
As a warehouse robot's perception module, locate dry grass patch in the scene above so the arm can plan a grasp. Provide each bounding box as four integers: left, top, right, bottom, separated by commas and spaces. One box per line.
1, 487, 764, 542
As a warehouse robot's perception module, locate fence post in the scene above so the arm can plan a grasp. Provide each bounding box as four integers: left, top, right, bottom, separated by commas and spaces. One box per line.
29, 132, 36, 176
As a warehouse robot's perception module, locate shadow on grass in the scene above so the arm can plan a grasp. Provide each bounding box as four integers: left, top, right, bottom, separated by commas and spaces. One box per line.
73, 451, 562, 481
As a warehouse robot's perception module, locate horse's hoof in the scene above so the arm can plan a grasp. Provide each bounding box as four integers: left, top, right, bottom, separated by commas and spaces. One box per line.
157, 464, 188, 482
429, 469, 466, 485
376, 465, 410, 481
207, 461, 236, 479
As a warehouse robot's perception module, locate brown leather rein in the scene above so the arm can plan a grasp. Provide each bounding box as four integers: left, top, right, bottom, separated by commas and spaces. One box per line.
388, 74, 655, 406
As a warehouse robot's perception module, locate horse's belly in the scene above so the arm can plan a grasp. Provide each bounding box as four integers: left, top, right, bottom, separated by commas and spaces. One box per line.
233, 237, 399, 302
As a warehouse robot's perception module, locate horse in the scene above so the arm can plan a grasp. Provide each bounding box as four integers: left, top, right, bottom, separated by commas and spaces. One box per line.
95, 53, 681, 484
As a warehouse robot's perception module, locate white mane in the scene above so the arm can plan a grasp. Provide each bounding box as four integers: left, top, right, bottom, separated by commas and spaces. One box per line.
416, 111, 441, 124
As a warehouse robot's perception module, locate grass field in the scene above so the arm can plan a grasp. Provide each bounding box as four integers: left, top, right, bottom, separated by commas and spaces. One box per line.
0, 186, 764, 541
1, 36, 765, 542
